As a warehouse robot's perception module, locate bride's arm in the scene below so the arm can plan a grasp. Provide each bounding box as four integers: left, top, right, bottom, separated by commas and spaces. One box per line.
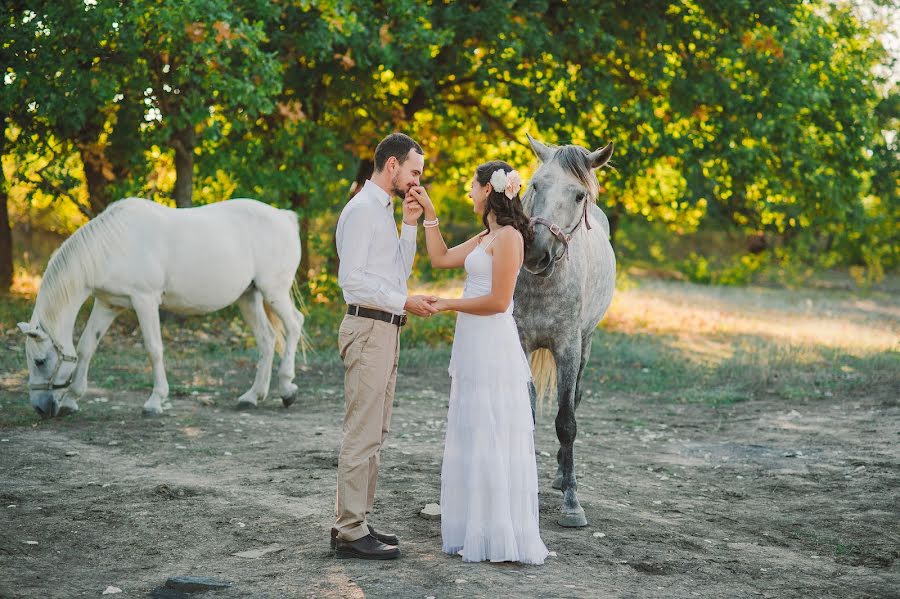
435, 228, 524, 316
411, 186, 482, 269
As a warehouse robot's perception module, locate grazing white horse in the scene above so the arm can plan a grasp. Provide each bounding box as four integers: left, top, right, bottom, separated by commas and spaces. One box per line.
17, 197, 306, 418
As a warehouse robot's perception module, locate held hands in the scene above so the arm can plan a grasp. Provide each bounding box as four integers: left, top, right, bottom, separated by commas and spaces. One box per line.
431, 298, 452, 312
402, 195, 423, 225
404, 295, 454, 317
406, 186, 436, 220
404, 294, 439, 317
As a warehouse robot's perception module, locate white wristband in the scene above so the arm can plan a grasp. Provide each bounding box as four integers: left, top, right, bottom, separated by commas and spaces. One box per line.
423, 218, 439, 228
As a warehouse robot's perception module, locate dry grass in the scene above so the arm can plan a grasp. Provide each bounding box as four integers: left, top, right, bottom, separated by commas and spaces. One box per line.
604, 278, 898, 361
2, 273, 897, 416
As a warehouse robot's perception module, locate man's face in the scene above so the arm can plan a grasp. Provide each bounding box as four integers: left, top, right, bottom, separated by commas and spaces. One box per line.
389, 149, 424, 199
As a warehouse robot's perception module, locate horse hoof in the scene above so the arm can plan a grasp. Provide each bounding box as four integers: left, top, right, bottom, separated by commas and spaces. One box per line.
551, 476, 564, 490
142, 407, 163, 417
558, 510, 588, 528
58, 402, 79, 417
235, 400, 257, 411
281, 394, 297, 408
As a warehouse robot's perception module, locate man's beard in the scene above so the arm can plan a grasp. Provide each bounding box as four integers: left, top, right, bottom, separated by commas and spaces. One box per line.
390, 173, 408, 199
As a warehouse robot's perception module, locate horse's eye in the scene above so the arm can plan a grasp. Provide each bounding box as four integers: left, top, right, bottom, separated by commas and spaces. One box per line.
531, 182, 538, 192
575, 192, 586, 203
34, 358, 46, 368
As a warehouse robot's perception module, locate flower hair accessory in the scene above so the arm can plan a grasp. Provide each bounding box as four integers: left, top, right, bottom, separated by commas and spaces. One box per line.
490, 168, 522, 200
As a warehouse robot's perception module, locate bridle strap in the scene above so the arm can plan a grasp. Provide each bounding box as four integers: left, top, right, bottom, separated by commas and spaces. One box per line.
530, 200, 593, 263
28, 326, 77, 391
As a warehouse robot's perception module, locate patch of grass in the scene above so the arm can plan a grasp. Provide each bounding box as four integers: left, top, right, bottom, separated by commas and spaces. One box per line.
0, 293, 33, 326
0, 400, 38, 428
2, 275, 897, 429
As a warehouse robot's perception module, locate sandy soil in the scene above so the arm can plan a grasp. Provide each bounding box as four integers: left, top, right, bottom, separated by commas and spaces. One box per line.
0, 358, 897, 599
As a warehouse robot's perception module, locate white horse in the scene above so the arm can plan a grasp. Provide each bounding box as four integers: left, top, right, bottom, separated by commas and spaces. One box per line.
17, 197, 306, 418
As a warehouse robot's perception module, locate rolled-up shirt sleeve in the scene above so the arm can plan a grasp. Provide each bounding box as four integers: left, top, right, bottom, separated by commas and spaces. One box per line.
337, 207, 408, 314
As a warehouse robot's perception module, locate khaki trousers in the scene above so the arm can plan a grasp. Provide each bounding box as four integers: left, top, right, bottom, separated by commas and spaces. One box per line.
334, 314, 400, 541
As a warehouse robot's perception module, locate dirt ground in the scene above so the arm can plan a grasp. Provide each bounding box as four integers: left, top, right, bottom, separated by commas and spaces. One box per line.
1, 356, 897, 599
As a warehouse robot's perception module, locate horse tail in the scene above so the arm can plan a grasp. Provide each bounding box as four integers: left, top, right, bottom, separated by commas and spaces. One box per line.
263, 303, 287, 356
260, 280, 310, 360
529, 349, 557, 417
291, 279, 311, 363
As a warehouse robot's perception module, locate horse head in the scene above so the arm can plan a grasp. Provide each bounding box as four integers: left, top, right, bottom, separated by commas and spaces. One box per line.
522, 134, 613, 277
17, 322, 78, 419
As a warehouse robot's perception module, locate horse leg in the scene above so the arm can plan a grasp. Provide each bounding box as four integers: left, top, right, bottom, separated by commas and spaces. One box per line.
132, 296, 169, 416
519, 335, 538, 424
528, 381, 538, 426
261, 290, 302, 407
554, 334, 593, 488
235, 289, 275, 409
62, 298, 122, 415
554, 341, 588, 527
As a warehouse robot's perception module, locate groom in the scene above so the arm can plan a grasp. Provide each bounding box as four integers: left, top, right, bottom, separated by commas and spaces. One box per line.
332, 132, 437, 559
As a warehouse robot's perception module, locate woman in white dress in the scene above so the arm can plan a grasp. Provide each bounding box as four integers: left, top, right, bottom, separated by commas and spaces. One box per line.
406, 161, 549, 565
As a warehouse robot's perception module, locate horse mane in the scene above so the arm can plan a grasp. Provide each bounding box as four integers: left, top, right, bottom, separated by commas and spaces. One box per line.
553, 145, 600, 201
34, 200, 131, 335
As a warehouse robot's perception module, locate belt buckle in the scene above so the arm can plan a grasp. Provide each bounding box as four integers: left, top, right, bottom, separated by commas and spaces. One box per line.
398, 314, 407, 327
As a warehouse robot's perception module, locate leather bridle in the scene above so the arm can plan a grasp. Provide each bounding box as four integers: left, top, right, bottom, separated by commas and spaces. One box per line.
28, 325, 77, 392
530, 198, 593, 263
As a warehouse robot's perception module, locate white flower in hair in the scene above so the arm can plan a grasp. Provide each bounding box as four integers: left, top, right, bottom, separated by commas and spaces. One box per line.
490, 169, 508, 195
490, 168, 522, 200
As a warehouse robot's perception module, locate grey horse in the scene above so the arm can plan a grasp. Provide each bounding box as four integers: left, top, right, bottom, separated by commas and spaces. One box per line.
513, 134, 616, 527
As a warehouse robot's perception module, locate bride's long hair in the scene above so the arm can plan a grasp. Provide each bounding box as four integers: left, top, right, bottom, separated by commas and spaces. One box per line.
475, 160, 534, 252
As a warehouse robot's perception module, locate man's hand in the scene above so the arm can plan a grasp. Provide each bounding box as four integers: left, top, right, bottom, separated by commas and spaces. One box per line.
404, 294, 438, 317
407, 186, 436, 220
402, 196, 423, 225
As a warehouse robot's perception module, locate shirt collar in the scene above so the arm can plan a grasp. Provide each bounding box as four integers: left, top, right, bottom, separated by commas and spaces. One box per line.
363, 179, 392, 208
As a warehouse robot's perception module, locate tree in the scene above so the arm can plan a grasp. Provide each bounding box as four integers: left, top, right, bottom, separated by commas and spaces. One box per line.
3, 2, 144, 216
0, 132, 12, 291
130, 0, 282, 207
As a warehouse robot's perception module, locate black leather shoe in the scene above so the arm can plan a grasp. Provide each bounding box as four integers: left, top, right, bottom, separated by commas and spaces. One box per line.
331, 526, 399, 549
334, 534, 400, 560
367, 525, 398, 546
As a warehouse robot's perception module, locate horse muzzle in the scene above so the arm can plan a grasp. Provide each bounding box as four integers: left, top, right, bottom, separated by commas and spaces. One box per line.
523, 250, 558, 277
31, 392, 59, 419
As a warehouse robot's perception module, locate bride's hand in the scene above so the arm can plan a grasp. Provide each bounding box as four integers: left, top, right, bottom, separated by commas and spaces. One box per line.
431, 298, 453, 312
408, 186, 436, 220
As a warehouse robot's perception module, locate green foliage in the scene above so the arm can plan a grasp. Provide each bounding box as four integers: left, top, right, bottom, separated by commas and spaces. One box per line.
2, 1, 896, 291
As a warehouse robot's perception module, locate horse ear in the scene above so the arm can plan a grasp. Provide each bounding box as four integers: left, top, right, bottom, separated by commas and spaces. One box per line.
526, 133, 554, 163
18, 322, 46, 340
587, 142, 614, 169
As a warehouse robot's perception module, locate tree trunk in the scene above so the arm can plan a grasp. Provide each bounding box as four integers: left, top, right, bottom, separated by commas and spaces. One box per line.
289, 193, 310, 291
349, 158, 373, 199
78, 143, 111, 215
172, 125, 196, 208
606, 200, 622, 249
0, 134, 13, 291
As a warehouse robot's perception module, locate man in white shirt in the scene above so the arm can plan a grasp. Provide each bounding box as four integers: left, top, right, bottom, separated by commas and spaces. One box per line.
331, 133, 437, 559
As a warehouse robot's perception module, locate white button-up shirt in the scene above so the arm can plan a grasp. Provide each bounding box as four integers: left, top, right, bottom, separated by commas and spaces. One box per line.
336, 180, 417, 315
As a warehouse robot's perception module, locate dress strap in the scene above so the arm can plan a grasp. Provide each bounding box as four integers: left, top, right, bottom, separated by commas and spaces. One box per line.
481, 231, 501, 251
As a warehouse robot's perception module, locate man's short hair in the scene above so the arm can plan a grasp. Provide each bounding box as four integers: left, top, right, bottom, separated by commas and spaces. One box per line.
373, 133, 423, 172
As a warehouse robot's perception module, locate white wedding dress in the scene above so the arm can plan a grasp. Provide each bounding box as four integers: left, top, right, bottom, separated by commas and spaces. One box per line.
440, 236, 549, 565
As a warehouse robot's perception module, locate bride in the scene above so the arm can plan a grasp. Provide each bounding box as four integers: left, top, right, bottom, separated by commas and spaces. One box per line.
405, 161, 549, 565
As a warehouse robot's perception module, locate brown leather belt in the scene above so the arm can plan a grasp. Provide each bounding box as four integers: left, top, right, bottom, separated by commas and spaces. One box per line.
347, 305, 407, 327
